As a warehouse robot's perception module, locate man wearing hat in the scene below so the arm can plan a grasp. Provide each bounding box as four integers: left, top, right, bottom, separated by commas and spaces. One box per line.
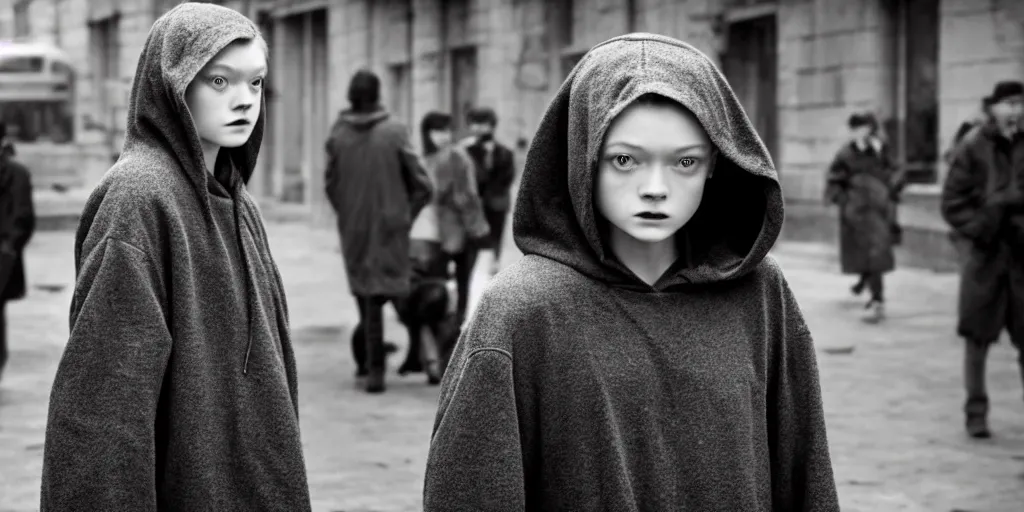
0, 122, 35, 384
942, 80, 1024, 438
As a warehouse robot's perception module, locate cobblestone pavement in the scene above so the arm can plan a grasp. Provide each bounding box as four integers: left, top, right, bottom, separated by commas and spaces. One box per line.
1, 220, 1023, 511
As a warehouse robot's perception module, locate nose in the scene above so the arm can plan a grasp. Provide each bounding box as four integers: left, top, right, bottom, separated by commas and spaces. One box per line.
639, 165, 669, 202
231, 86, 258, 112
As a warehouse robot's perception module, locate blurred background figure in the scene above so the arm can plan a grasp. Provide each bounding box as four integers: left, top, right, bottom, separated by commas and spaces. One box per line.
824, 112, 906, 324
462, 107, 515, 279
0, 121, 36, 384
324, 69, 433, 394
941, 80, 1024, 439
394, 111, 488, 384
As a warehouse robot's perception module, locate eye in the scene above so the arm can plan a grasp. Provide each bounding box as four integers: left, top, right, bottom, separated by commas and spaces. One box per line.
210, 76, 227, 89
678, 157, 698, 168
611, 154, 636, 170
251, 77, 264, 88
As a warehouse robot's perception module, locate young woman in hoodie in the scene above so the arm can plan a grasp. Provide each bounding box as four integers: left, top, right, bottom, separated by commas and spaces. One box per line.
40, 4, 311, 510
394, 112, 489, 384
422, 34, 839, 511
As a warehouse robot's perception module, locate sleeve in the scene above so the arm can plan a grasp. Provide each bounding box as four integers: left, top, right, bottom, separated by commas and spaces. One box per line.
423, 292, 527, 511
396, 125, 434, 222
767, 269, 840, 510
449, 150, 490, 240
941, 147, 1008, 246
324, 132, 340, 213
40, 237, 172, 511
823, 151, 849, 205
10, 166, 34, 251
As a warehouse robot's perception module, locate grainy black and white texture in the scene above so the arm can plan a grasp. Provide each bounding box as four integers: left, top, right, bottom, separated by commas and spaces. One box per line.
38, 3, 312, 511
423, 33, 840, 511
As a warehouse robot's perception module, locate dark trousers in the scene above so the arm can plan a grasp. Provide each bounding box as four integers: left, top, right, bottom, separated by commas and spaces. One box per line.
856, 272, 884, 302
964, 337, 1024, 417
484, 207, 508, 259
0, 300, 6, 379
351, 295, 392, 373
449, 246, 479, 323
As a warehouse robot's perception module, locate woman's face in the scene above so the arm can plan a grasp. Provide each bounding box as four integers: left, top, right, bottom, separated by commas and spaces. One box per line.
185, 39, 267, 150
849, 125, 873, 142
429, 128, 453, 148
595, 101, 714, 246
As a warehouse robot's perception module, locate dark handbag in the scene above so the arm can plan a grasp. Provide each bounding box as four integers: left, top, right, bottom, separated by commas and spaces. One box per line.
890, 221, 903, 246
0, 249, 14, 295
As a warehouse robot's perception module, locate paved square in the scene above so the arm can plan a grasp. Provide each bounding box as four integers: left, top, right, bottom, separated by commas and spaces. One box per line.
1, 221, 1022, 511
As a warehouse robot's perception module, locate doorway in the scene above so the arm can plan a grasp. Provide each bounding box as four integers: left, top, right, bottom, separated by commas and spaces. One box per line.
721, 14, 779, 163
272, 8, 328, 206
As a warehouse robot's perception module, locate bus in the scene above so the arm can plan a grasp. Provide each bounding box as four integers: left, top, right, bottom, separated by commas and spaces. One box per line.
0, 41, 76, 144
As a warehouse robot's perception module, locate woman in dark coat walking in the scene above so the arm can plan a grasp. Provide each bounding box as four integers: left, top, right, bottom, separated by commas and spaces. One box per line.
825, 112, 905, 323
0, 126, 35, 384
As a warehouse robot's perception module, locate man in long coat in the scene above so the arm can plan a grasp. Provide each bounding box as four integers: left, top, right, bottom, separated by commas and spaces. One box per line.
325, 70, 433, 393
942, 80, 1024, 438
0, 124, 36, 383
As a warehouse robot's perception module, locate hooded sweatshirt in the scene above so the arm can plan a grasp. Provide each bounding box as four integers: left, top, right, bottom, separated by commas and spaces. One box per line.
423, 34, 839, 511
40, 4, 311, 510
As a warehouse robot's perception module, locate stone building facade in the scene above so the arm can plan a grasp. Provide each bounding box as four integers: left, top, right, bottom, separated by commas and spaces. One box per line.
256, 0, 1024, 261
3, 0, 1024, 264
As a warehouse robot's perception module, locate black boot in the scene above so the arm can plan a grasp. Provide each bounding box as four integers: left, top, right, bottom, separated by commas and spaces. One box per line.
366, 368, 386, 393
426, 361, 442, 385
965, 340, 992, 438
398, 359, 424, 375
851, 279, 866, 296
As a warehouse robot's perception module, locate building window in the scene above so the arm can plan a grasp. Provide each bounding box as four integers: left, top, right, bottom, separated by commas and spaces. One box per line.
561, 51, 585, 79
450, 46, 478, 137
899, 0, 939, 184
556, 0, 584, 79
14, 0, 31, 39
87, 14, 121, 136
388, 62, 412, 128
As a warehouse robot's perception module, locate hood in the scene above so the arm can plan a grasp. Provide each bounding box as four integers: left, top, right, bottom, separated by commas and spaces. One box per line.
338, 107, 390, 131
118, 2, 267, 375
513, 33, 783, 291
120, 2, 265, 210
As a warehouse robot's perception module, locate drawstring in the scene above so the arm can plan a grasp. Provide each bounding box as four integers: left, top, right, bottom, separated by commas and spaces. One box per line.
230, 176, 256, 375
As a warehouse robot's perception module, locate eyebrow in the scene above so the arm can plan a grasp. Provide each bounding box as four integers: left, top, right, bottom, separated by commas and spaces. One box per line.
206, 63, 267, 75
604, 141, 709, 152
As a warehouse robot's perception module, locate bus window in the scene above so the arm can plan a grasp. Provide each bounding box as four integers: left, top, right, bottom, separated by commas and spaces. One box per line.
0, 56, 44, 73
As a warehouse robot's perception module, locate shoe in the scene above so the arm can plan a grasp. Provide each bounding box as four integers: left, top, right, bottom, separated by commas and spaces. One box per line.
851, 281, 865, 296
426, 361, 442, 385
863, 300, 884, 323
355, 366, 368, 378
966, 415, 991, 438
398, 360, 424, 375
365, 369, 386, 393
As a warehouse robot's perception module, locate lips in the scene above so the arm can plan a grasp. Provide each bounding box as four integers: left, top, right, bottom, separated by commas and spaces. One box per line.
635, 212, 668, 220
226, 119, 251, 126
